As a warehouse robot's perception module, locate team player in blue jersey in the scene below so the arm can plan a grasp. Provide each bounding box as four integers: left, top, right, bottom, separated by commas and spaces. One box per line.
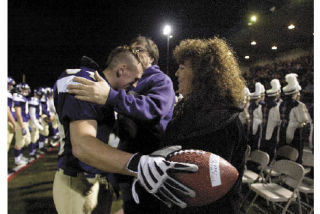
46, 87, 61, 147
38, 87, 52, 152
28, 88, 45, 160
13, 83, 32, 165
8, 77, 16, 152
67, 36, 178, 213
53, 45, 196, 214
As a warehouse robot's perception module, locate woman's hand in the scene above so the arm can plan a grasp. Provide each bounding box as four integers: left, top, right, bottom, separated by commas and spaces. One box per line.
67, 71, 110, 105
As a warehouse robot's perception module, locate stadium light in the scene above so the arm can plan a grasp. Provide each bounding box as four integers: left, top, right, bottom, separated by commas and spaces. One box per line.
163, 24, 172, 74
250, 15, 257, 22
163, 25, 172, 35
245, 56, 250, 59
271, 46, 277, 50
251, 41, 257, 46
288, 24, 295, 30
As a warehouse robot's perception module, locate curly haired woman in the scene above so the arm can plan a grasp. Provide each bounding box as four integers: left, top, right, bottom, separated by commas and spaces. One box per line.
160, 37, 248, 214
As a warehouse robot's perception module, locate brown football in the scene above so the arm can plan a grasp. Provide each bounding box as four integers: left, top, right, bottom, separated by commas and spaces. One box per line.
168, 149, 239, 207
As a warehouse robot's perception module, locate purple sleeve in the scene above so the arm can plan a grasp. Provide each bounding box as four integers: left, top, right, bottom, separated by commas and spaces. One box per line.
14, 101, 22, 107
106, 76, 175, 121
41, 103, 51, 116
8, 98, 12, 108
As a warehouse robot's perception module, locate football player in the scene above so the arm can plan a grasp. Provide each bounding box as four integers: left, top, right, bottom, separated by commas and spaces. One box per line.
13, 83, 31, 165
38, 87, 52, 153
53, 45, 196, 214
28, 88, 45, 160
66, 36, 179, 212
46, 87, 60, 147
8, 77, 16, 152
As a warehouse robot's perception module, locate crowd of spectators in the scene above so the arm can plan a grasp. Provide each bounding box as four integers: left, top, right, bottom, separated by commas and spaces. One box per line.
243, 54, 314, 118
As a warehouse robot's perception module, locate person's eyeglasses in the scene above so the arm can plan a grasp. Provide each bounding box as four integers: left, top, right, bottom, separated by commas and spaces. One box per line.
129, 48, 144, 67
133, 47, 147, 53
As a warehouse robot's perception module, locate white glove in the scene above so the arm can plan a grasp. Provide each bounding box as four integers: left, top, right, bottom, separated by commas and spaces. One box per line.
127, 146, 198, 208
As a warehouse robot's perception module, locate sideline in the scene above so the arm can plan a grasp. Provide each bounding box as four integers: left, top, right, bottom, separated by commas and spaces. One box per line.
8, 147, 54, 182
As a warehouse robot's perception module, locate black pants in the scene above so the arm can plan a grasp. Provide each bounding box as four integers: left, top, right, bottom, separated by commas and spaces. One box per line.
261, 129, 278, 161
291, 130, 304, 164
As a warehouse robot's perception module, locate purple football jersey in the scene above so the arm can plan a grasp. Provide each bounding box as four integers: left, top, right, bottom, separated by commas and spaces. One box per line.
54, 67, 115, 176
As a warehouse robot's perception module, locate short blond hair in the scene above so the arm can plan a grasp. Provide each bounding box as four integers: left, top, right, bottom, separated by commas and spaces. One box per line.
106, 45, 143, 71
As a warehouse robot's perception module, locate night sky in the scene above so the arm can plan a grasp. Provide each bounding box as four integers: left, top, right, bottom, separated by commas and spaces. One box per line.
8, 0, 251, 89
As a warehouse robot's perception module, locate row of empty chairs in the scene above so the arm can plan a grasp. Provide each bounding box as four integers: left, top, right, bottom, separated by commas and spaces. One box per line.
242, 145, 314, 214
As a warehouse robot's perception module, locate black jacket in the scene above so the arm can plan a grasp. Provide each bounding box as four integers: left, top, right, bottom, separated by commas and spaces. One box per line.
160, 100, 248, 214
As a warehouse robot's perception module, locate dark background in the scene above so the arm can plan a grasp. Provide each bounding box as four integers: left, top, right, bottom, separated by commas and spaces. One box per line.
8, 0, 313, 89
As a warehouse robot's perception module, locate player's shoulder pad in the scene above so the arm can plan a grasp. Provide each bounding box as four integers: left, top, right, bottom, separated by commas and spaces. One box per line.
12, 93, 25, 102
69, 67, 96, 79
29, 97, 39, 106
40, 96, 47, 102
56, 67, 97, 94
8, 91, 12, 99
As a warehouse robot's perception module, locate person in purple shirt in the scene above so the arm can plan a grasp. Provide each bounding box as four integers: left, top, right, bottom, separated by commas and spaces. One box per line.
38, 87, 53, 153
8, 77, 16, 152
68, 36, 175, 135
53, 45, 195, 214
28, 88, 45, 160
67, 36, 176, 213
45, 87, 60, 146
13, 83, 31, 165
